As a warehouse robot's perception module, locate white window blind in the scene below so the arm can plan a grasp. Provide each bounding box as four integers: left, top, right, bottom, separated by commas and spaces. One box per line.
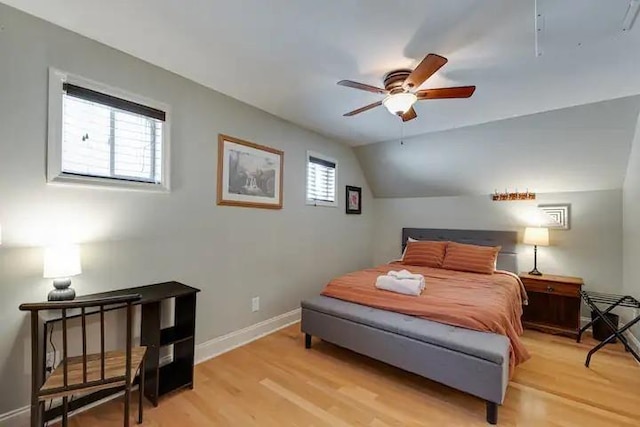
307, 154, 336, 205
61, 83, 165, 184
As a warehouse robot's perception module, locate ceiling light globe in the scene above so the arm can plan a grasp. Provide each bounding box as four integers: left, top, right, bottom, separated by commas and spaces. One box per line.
382, 93, 418, 115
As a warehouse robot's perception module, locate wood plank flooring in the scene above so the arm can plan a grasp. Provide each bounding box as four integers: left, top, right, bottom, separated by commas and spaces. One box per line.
60, 324, 640, 426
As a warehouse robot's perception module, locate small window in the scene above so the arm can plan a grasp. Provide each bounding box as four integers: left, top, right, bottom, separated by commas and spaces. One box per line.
47, 69, 170, 191
306, 151, 337, 207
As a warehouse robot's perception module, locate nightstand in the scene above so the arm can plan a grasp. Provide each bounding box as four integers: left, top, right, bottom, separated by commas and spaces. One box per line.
520, 272, 584, 338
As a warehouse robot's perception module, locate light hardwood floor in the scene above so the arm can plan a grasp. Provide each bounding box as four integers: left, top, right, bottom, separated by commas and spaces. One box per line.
61, 323, 640, 426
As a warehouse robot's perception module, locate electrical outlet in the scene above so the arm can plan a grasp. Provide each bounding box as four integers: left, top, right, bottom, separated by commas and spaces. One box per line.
252, 297, 260, 312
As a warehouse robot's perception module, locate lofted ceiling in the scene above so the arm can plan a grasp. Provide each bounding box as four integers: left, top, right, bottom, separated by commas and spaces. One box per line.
3, 0, 640, 146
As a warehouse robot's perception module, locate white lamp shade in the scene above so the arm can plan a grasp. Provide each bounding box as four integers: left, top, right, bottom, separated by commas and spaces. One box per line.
523, 227, 549, 246
382, 93, 417, 115
43, 244, 82, 278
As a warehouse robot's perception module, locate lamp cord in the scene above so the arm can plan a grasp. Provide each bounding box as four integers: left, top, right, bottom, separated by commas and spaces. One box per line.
48, 323, 56, 371
44, 324, 74, 426
46, 323, 56, 425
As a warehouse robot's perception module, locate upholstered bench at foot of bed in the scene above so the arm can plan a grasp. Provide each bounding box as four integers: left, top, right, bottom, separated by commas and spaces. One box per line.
301, 296, 510, 425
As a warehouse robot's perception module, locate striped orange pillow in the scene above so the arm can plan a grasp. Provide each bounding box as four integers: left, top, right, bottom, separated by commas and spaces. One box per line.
402, 241, 448, 268
441, 242, 501, 274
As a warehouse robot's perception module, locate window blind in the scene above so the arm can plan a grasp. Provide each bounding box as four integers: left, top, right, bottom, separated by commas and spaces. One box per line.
61, 84, 165, 184
63, 83, 166, 121
307, 155, 336, 203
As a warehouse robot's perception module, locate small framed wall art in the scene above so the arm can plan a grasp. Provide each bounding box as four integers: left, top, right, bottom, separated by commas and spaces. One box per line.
217, 134, 284, 209
346, 185, 362, 214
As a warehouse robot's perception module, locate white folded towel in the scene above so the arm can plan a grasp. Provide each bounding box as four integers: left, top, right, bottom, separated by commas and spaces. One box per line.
375, 275, 425, 296
388, 269, 424, 281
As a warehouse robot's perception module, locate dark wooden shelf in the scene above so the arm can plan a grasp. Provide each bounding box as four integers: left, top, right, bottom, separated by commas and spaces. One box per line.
160, 326, 194, 347
41, 282, 200, 324
158, 361, 193, 397
142, 291, 197, 406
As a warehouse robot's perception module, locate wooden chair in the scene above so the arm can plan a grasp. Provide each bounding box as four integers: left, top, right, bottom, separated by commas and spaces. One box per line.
20, 295, 146, 427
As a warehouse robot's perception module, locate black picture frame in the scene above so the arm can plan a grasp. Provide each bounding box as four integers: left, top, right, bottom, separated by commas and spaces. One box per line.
346, 186, 362, 214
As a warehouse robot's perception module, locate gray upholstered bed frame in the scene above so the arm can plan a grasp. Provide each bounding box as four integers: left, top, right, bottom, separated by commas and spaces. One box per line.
301, 228, 519, 425
402, 228, 518, 273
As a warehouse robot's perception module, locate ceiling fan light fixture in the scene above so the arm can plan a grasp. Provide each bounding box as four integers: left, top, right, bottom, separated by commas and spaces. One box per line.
382, 93, 417, 115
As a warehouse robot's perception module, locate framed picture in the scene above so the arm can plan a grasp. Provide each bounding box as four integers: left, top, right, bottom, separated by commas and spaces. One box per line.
217, 134, 283, 209
538, 204, 571, 230
346, 185, 362, 214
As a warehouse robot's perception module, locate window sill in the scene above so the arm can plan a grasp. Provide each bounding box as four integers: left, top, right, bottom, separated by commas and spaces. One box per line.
47, 173, 170, 193
306, 200, 338, 208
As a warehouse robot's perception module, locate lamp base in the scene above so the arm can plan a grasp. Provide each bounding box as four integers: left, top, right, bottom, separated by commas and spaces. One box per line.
48, 278, 76, 301
528, 268, 543, 276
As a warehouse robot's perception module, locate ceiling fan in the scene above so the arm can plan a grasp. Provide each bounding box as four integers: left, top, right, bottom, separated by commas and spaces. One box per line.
338, 53, 476, 122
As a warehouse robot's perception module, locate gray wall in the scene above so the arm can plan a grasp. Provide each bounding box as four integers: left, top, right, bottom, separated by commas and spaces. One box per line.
373, 190, 623, 296
355, 97, 640, 198
0, 4, 373, 415
624, 114, 640, 298
623, 114, 640, 338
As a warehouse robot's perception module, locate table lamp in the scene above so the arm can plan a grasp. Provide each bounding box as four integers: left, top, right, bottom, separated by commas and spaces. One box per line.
523, 227, 549, 276
43, 244, 82, 301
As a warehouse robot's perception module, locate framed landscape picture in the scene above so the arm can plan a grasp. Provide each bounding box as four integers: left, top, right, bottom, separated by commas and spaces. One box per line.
217, 134, 283, 209
346, 185, 362, 214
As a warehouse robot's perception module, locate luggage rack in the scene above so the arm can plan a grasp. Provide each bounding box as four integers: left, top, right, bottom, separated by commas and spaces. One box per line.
577, 290, 640, 367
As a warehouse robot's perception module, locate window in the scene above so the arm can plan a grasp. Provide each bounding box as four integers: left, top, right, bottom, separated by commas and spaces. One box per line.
306, 151, 337, 207
47, 69, 170, 190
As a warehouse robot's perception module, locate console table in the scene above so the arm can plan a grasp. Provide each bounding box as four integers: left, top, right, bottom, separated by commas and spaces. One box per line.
22, 281, 200, 425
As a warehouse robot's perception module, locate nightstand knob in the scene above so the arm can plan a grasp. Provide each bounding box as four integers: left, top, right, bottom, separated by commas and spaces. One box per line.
547, 286, 554, 292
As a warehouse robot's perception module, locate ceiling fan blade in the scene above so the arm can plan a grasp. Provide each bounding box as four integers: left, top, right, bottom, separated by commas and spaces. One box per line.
343, 100, 383, 116
338, 80, 388, 95
403, 54, 448, 90
401, 107, 417, 122
417, 86, 476, 100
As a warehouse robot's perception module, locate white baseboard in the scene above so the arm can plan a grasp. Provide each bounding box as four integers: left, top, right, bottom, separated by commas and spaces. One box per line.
195, 308, 301, 364
0, 405, 30, 427
0, 308, 301, 426
622, 322, 640, 366
580, 316, 591, 329
582, 315, 640, 366
619, 311, 640, 358
626, 330, 640, 352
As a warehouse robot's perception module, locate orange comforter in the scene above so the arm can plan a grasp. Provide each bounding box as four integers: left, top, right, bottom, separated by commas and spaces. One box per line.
321, 264, 531, 373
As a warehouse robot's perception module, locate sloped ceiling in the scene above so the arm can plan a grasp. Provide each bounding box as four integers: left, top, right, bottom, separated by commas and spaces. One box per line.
355, 96, 640, 198
2, 0, 640, 145
3, 0, 640, 199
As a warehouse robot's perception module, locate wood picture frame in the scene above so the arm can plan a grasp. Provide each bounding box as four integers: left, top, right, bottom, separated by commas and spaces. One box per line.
217, 134, 284, 209
346, 185, 362, 214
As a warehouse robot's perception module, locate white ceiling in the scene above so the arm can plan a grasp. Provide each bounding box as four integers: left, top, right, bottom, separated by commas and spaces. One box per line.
3, 0, 640, 146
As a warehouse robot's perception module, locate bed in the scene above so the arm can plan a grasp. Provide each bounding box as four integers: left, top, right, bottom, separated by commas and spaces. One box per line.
300, 228, 526, 425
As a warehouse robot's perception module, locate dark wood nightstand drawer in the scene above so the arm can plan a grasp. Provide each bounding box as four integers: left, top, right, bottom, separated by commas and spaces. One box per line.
519, 272, 584, 337
522, 279, 579, 297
